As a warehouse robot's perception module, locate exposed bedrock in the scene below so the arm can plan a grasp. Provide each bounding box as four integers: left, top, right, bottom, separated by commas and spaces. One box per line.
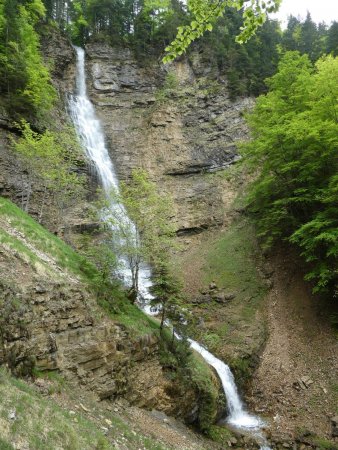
85, 42, 253, 234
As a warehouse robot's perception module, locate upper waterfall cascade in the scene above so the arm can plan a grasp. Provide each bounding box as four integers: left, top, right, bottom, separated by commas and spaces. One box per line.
68, 46, 153, 304
68, 46, 270, 445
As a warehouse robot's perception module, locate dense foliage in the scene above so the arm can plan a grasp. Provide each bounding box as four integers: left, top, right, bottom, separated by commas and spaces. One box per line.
1, 0, 337, 112
13, 121, 85, 223
41, 0, 280, 52
162, 0, 281, 62
0, 0, 55, 117
197, 12, 338, 98
37, 0, 338, 99
195, 11, 281, 98
241, 52, 338, 296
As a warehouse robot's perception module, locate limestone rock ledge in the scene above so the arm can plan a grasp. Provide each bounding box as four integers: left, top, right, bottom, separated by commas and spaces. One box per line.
0, 218, 206, 422
85, 42, 253, 234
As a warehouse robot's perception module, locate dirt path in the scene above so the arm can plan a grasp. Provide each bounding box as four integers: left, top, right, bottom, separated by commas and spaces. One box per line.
249, 251, 338, 441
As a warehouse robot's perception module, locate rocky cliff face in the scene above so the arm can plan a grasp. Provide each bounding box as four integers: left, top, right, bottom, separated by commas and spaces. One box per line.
0, 30, 91, 236
0, 210, 202, 421
0, 34, 255, 434
85, 42, 253, 234
0, 37, 252, 236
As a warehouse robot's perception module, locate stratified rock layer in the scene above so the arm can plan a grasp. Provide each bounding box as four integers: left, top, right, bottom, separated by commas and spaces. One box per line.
0, 227, 198, 419
85, 43, 253, 234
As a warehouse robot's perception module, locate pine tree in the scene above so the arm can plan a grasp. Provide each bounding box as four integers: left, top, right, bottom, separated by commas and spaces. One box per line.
327, 21, 338, 56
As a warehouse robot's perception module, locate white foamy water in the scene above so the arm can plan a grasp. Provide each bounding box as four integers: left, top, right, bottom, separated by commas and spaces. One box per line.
68, 46, 270, 447
188, 339, 264, 429
68, 46, 153, 301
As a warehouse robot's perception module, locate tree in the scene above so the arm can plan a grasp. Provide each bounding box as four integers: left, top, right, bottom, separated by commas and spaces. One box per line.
0, 0, 56, 118
150, 263, 186, 338
327, 21, 338, 56
67, 0, 89, 46
281, 14, 329, 63
194, 8, 281, 98
104, 169, 176, 302
297, 12, 322, 62
282, 15, 301, 52
241, 52, 338, 295
13, 121, 85, 225
162, 0, 281, 62
40, 0, 281, 65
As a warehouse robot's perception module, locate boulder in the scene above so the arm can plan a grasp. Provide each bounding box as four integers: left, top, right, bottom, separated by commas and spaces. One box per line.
331, 416, 338, 437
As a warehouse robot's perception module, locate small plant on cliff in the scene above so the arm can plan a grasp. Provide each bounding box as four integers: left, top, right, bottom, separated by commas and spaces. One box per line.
155, 71, 179, 102
12, 121, 86, 227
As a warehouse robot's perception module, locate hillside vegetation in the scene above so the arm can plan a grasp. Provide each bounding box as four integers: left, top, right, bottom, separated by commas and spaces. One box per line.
0, 196, 161, 338
0, 0, 337, 446
0, 367, 175, 450
241, 52, 338, 297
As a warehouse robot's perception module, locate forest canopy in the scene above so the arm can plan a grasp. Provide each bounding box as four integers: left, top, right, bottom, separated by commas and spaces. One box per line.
241, 52, 338, 296
1, 0, 338, 114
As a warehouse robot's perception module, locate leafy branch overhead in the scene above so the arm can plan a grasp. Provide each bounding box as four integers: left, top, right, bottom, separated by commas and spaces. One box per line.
162, 0, 281, 62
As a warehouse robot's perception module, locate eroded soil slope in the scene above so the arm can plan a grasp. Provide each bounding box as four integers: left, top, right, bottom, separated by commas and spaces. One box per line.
249, 250, 338, 441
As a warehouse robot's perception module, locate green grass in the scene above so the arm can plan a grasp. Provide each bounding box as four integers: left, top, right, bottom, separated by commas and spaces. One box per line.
187, 352, 224, 431
0, 228, 39, 265
0, 197, 96, 281
0, 438, 15, 450
202, 332, 222, 352
312, 438, 338, 450
332, 383, 338, 414
177, 216, 268, 386
186, 218, 267, 342
0, 197, 160, 338
202, 219, 266, 303
99, 294, 161, 337
201, 219, 267, 377
0, 369, 111, 450
206, 425, 233, 444
0, 368, 170, 450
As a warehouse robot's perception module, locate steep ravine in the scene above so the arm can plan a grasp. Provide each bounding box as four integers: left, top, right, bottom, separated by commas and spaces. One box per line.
82, 40, 338, 444
70, 44, 272, 447
0, 32, 226, 446
1, 31, 337, 448
0, 197, 230, 450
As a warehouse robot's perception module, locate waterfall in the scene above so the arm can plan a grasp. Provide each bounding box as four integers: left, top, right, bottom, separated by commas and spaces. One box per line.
188, 339, 264, 429
68, 46, 270, 445
68, 46, 153, 306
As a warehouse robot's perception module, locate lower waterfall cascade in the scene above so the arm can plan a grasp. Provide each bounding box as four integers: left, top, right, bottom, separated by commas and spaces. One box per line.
68, 45, 271, 448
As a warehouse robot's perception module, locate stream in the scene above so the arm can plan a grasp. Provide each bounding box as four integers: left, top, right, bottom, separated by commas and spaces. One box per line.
69, 46, 271, 448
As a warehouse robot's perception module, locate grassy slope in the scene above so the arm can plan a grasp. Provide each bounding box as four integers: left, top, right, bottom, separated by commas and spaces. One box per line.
0, 197, 223, 440
176, 211, 268, 386
197, 218, 267, 381
0, 196, 159, 338
0, 197, 96, 281
0, 368, 169, 450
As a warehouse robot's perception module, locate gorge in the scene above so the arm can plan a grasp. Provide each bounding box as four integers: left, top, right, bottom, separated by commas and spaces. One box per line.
0, 4, 337, 448
69, 43, 270, 446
